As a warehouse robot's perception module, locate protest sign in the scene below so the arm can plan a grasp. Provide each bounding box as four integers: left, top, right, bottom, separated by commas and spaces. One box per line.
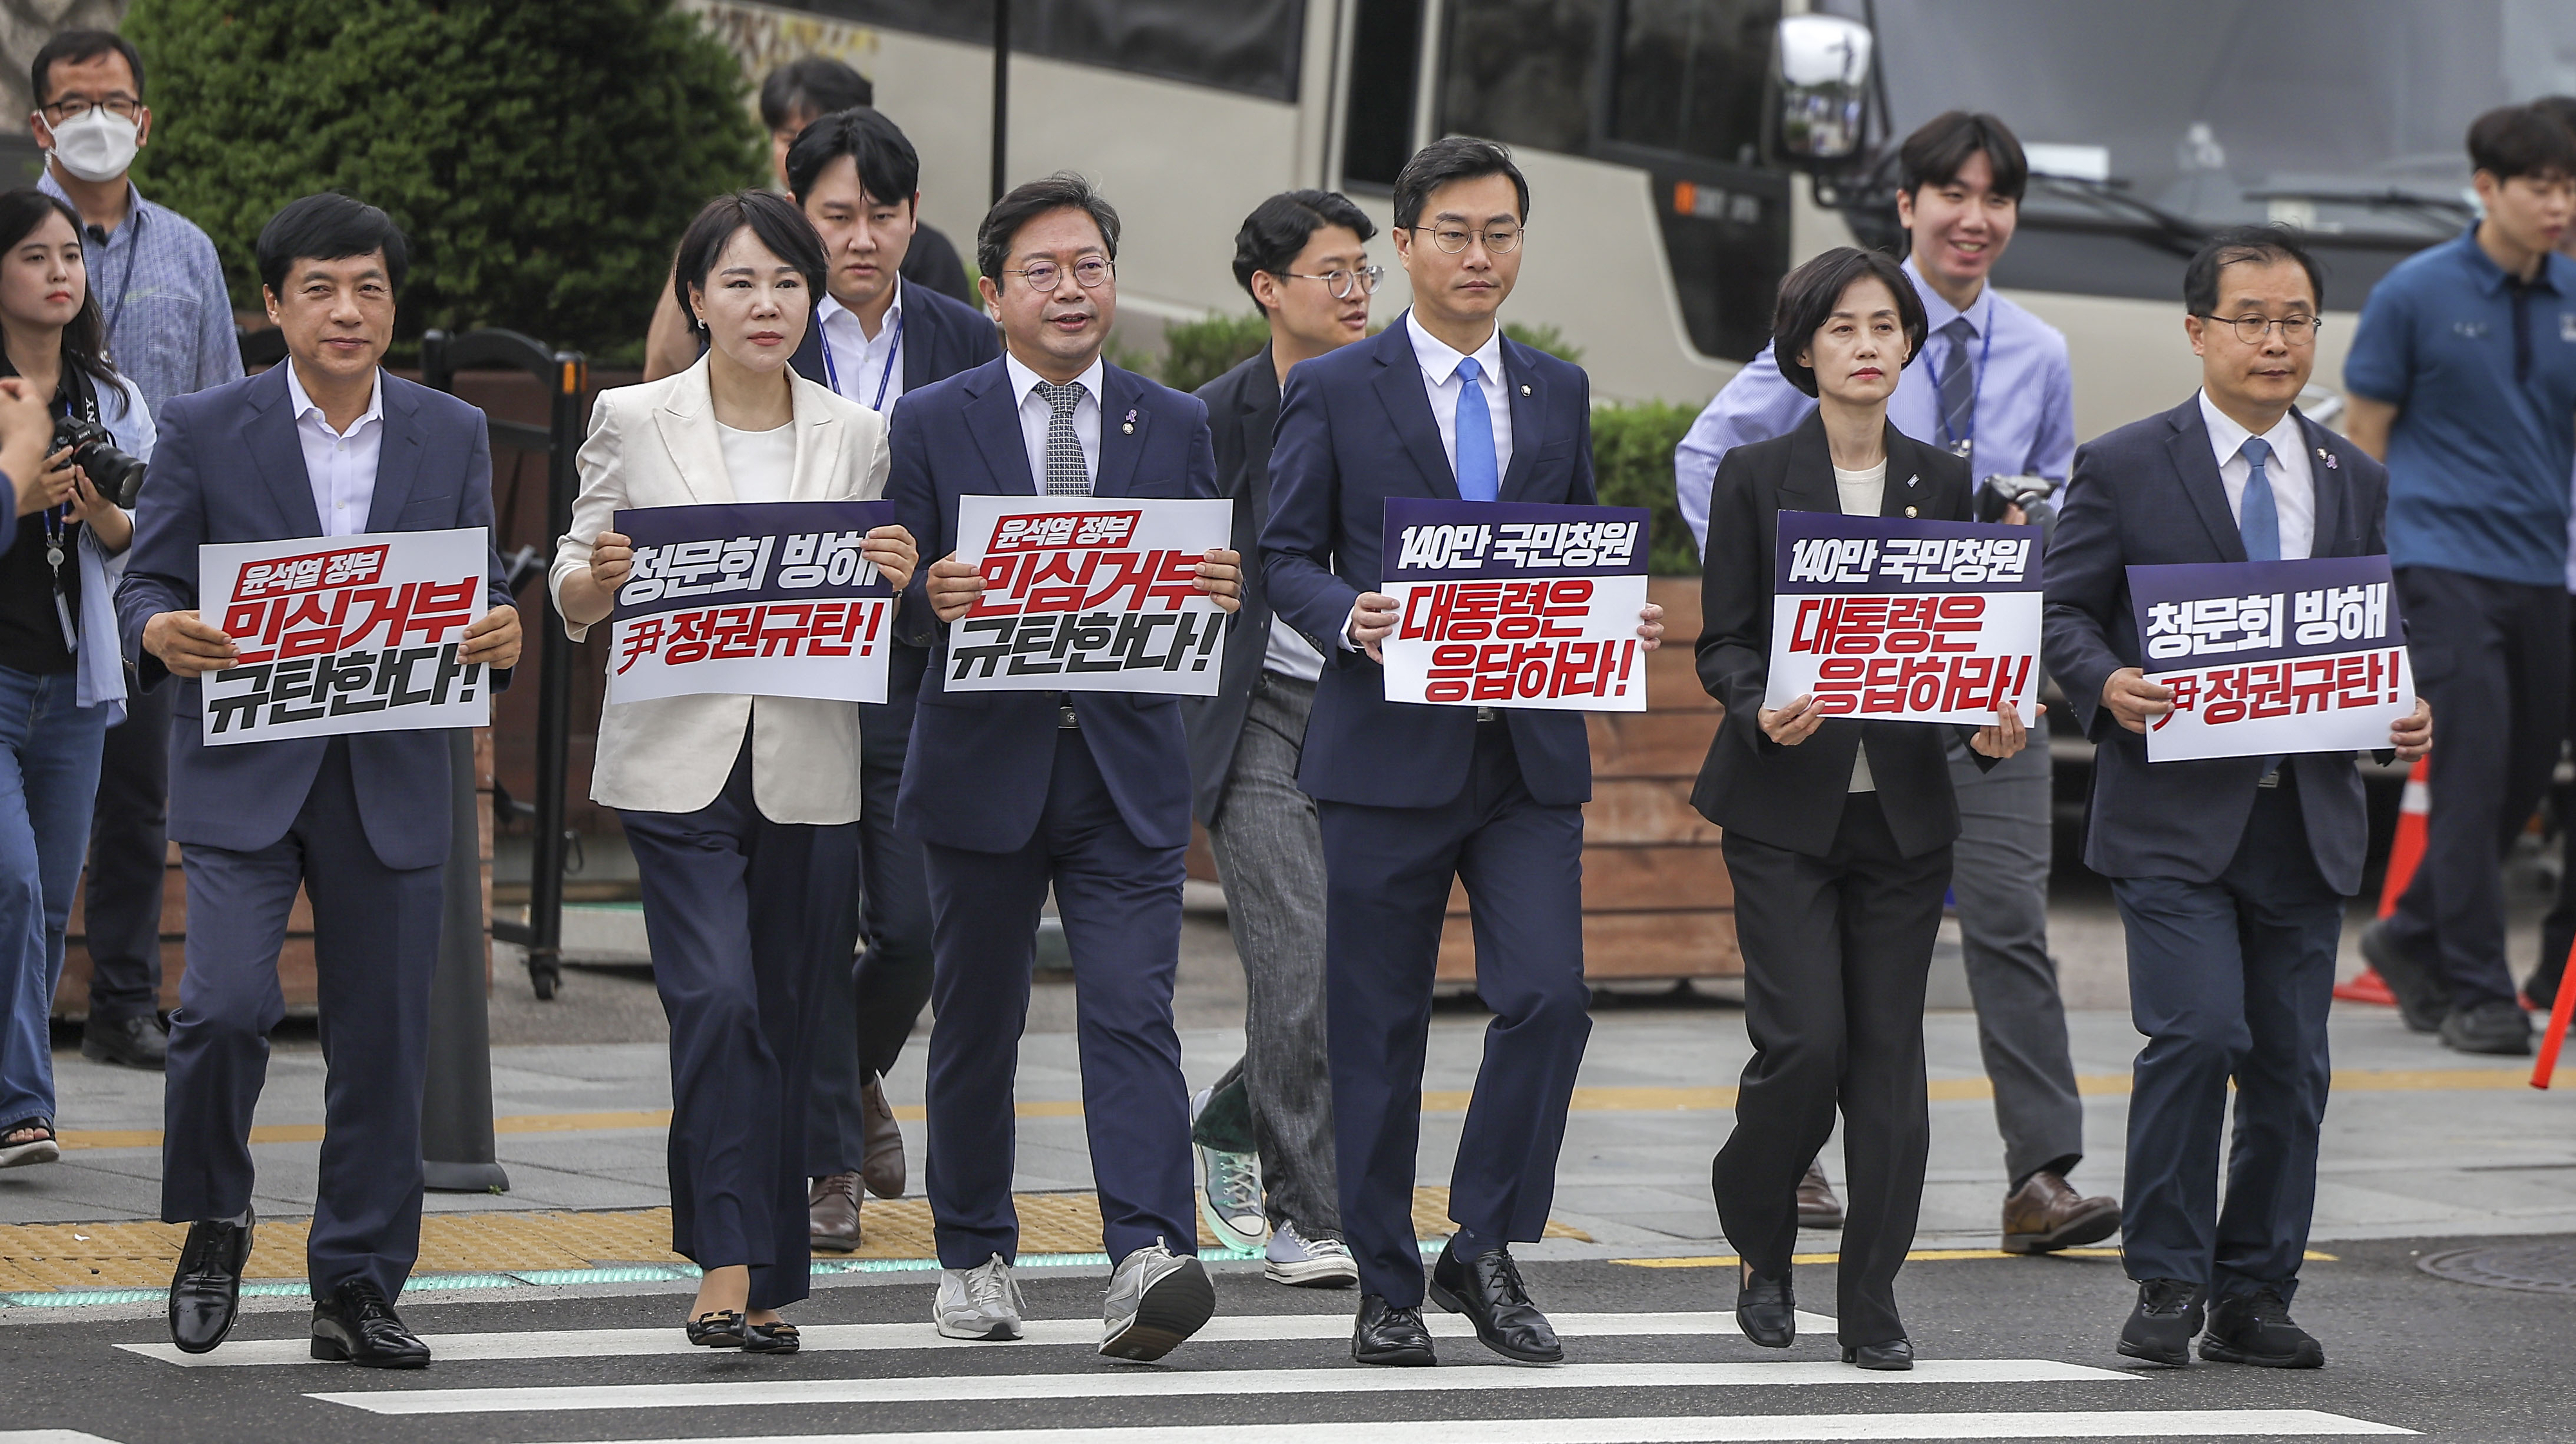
1763, 510, 2043, 724
2128, 555, 2413, 762
198, 527, 491, 746
607, 500, 898, 706
946, 495, 1233, 695
1378, 498, 1651, 712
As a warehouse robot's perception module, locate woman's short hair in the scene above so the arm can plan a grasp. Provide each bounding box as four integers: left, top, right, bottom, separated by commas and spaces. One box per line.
1770, 247, 1926, 398
0, 187, 114, 388
670, 190, 829, 327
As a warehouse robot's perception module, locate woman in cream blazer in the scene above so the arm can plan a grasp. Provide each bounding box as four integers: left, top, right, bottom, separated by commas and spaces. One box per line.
551, 192, 916, 1351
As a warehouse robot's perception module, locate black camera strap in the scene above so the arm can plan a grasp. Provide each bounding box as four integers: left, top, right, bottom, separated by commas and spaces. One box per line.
42, 368, 104, 655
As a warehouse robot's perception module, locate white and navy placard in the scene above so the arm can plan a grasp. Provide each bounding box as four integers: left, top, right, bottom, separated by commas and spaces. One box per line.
198, 527, 493, 746
1763, 510, 2043, 725
607, 500, 897, 706
1378, 498, 1652, 713
2128, 555, 2413, 763
946, 495, 1233, 695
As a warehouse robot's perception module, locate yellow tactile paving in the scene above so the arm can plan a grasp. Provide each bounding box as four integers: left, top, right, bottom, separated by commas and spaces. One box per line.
0, 1187, 1589, 1292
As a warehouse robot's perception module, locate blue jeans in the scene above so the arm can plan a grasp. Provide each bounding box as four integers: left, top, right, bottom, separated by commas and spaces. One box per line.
0, 667, 107, 1131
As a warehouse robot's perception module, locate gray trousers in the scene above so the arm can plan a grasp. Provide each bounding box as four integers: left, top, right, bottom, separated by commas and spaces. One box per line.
1944, 716, 2087, 1184
1204, 671, 1340, 1235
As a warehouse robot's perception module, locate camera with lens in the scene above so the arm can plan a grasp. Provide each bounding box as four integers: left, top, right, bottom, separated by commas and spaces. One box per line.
1975, 473, 2060, 526
54, 414, 146, 508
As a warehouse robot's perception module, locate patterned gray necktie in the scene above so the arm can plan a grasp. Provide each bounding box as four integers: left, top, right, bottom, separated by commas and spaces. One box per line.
1036, 379, 1090, 496
1935, 315, 1977, 453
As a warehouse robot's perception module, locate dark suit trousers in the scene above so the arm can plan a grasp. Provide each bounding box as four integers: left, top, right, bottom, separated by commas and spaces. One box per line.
2112, 783, 2339, 1301
622, 744, 855, 1312
2385, 566, 2566, 1009
921, 727, 1195, 1268
160, 738, 444, 1300
1317, 722, 1592, 1306
1716, 792, 1948, 1347
83, 675, 170, 1023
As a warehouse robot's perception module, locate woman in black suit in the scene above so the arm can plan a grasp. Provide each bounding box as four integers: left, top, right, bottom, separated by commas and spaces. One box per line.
1692, 247, 2025, 1369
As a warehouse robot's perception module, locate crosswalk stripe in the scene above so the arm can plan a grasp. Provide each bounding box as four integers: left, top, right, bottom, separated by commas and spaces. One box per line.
308, 1358, 2134, 1414
497, 1412, 2412, 1443
119, 1309, 1839, 1367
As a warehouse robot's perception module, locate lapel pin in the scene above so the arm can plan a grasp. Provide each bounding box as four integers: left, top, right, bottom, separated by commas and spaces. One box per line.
1906, 474, 1918, 488
1519, 384, 1531, 396
1904, 505, 1918, 518
1122, 408, 1137, 435
2319, 448, 2338, 469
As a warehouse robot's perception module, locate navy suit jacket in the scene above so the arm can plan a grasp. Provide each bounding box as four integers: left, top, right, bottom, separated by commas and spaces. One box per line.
1260, 317, 1596, 809
1180, 344, 1287, 827
116, 364, 514, 872
887, 355, 1220, 854
2042, 396, 2388, 894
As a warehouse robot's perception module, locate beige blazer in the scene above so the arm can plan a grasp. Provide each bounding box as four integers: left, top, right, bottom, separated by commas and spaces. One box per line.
551, 357, 891, 824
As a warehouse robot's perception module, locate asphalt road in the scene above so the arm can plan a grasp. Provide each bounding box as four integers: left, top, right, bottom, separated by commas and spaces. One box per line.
3, 1232, 2558, 1443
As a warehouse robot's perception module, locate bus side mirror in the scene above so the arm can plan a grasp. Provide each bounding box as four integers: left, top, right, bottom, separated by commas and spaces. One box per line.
1774, 14, 1875, 170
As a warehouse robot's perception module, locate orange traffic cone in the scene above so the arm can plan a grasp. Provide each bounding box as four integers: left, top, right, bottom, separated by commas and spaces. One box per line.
2337, 753, 2430, 1006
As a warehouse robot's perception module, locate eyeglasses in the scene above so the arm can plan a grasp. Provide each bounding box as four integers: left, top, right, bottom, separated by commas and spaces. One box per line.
1281, 265, 1385, 299
2202, 313, 2322, 346
1005, 258, 1113, 292
39, 94, 139, 123
1410, 224, 1522, 256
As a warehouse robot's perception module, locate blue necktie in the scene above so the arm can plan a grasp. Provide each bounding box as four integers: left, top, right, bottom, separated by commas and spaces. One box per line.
2239, 436, 2280, 561
1453, 356, 1499, 503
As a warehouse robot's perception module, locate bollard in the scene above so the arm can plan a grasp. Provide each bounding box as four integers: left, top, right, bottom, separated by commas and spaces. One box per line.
423, 727, 510, 1192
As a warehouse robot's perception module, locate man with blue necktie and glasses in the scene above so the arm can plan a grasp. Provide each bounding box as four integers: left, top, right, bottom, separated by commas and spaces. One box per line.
2043, 227, 2430, 1371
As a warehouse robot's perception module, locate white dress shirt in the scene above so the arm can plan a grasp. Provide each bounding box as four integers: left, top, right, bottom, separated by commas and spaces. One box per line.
284, 362, 384, 537
2197, 389, 2315, 561
817, 281, 906, 413
1834, 458, 1886, 794
1404, 309, 1513, 484
1003, 351, 1103, 492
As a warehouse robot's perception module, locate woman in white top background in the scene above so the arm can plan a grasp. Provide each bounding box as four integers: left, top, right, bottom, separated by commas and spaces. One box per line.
551, 191, 916, 1351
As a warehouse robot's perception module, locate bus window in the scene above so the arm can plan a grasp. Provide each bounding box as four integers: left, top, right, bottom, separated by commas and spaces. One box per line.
821, 0, 1307, 100
1342, 0, 1426, 187
1439, 0, 1607, 156
1610, 0, 1774, 167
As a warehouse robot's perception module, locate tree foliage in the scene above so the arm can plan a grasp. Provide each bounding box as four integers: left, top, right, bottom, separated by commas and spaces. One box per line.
123, 0, 762, 358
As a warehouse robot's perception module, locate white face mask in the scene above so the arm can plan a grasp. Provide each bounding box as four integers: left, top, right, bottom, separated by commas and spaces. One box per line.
46, 108, 138, 184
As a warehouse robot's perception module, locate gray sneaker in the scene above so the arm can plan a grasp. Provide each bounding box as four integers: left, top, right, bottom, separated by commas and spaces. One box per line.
1101, 1240, 1215, 1361
1191, 1087, 1268, 1252
1263, 1219, 1358, 1288
934, 1253, 1025, 1340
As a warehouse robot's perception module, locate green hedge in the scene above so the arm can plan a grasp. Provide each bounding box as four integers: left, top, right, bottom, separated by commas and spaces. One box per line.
1591, 400, 1702, 575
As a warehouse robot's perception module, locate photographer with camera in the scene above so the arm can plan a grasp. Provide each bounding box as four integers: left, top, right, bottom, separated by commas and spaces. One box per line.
0, 186, 149, 1169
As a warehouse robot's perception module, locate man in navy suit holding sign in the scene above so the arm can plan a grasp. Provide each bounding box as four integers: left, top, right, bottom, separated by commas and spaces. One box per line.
1262, 137, 1663, 1367
2043, 227, 2429, 1371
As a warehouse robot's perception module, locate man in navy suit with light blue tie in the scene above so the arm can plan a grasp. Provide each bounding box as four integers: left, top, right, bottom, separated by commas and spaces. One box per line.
1263, 138, 1662, 1367
2044, 228, 2429, 1371
887, 174, 1243, 1362
117, 195, 520, 1366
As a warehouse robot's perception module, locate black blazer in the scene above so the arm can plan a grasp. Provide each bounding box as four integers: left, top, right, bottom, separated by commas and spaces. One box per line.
900, 222, 976, 307
1690, 411, 1986, 858
786, 280, 1001, 400
1180, 344, 1287, 826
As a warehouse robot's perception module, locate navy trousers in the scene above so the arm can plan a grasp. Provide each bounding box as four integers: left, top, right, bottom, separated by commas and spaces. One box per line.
921, 727, 1195, 1268
2113, 782, 2341, 1301
623, 744, 856, 1312
1316, 721, 1592, 1306
160, 737, 443, 1301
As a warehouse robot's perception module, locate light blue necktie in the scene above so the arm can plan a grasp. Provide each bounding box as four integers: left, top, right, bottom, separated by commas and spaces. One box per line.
2239, 436, 2280, 561
1452, 356, 1499, 503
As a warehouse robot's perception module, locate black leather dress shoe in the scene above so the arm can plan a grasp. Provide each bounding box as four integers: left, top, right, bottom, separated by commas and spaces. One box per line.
2117, 1277, 2206, 1367
2441, 999, 2533, 1056
168, 1210, 254, 1355
1351, 1293, 1436, 1366
311, 1278, 431, 1367
1735, 1268, 1795, 1348
1842, 1338, 1913, 1370
2199, 1286, 2324, 1369
2361, 921, 2449, 1034
80, 1013, 168, 1070
1427, 1240, 1562, 1364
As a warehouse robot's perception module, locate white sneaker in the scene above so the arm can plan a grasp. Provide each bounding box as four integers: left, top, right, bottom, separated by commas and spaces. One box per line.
1100, 1240, 1215, 1361
1263, 1219, 1358, 1288
1191, 1087, 1268, 1252
934, 1253, 1025, 1340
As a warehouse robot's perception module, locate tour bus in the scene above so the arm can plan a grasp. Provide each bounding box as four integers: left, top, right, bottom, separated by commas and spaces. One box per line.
712, 0, 2566, 440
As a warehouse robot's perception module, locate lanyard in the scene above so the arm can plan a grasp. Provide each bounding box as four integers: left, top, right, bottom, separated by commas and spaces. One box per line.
820, 305, 905, 412
1936, 297, 1995, 459
41, 501, 75, 655
89, 207, 140, 345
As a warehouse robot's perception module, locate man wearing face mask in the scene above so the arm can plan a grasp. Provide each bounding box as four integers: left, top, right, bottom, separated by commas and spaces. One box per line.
30, 30, 244, 1075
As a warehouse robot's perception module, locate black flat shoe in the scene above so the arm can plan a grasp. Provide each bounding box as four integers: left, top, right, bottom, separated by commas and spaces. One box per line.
743, 1319, 800, 1354
2117, 1277, 2206, 1367
1735, 1268, 1795, 1349
687, 1309, 746, 1347
169, 1210, 255, 1355
310, 1278, 430, 1368
2199, 1286, 2324, 1369
1352, 1293, 1437, 1367
1842, 1339, 1914, 1370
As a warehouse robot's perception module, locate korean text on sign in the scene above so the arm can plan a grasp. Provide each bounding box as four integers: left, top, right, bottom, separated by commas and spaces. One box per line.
1379, 498, 1652, 713
1762, 510, 2043, 726
608, 500, 898, 706
2128, 556, 2414, 763
945, 495, 1233, 696
196, 527, 493, 746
